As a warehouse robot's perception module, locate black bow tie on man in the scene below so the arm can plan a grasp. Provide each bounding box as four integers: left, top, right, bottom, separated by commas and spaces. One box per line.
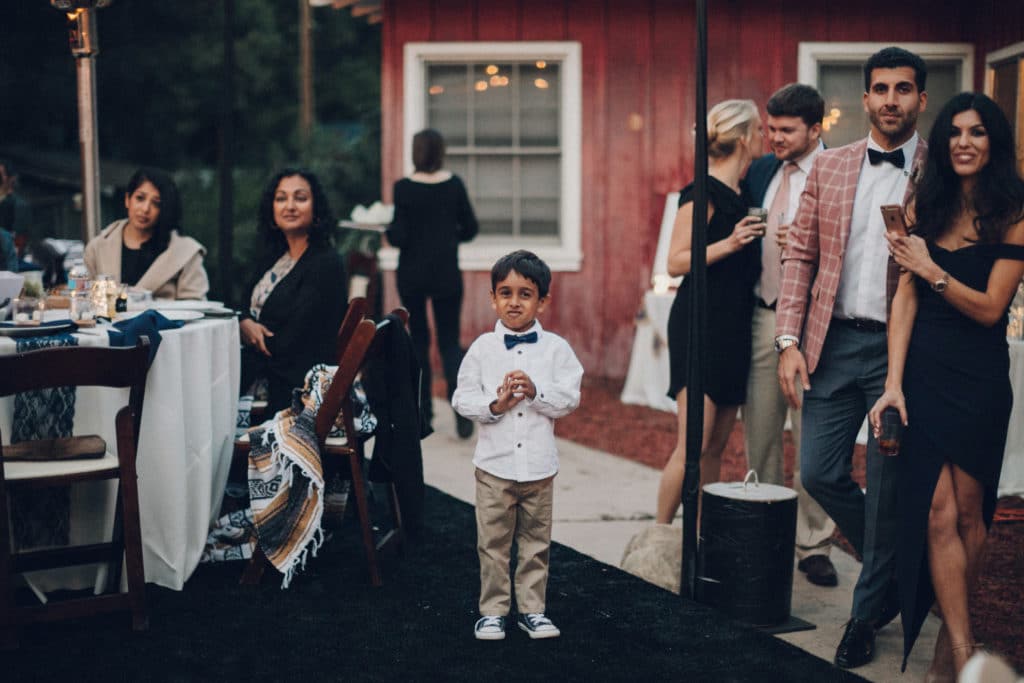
867, 147, 905, 168
504, 331, 538, 349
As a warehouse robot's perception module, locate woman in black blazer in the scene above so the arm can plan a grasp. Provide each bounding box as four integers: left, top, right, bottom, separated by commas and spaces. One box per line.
387, 129, 478, 436
239, 168, 348, 414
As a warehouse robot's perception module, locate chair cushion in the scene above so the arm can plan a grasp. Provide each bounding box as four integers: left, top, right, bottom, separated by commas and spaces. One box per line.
5, 452, 120, 481
3, 435, 107, 461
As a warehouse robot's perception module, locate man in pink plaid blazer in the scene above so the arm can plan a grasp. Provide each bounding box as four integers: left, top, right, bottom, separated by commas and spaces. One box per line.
774, 47, 929, 670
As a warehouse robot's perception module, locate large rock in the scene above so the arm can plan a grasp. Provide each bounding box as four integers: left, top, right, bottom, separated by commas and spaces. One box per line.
620, 524, 682, 594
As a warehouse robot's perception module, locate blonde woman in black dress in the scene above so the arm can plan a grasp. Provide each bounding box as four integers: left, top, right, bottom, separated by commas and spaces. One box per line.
656, 100, 765, 524
869, 93, 1024, 679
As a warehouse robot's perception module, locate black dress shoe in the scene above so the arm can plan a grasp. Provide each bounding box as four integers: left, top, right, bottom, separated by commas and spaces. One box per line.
797, 554, 838, 587
874, 580, 900, 631
834, 618, 875, 669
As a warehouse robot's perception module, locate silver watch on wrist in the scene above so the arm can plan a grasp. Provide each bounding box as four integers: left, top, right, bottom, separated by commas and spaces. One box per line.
774, 335, 799, 353
931, 271, 949, 293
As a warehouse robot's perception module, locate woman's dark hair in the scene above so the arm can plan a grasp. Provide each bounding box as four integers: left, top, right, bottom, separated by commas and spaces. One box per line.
125, 167, 181, 253
412, 129, 445, 173
911, 92, 1024, 244
256, 167, 335, 258
491, 250, 552, 298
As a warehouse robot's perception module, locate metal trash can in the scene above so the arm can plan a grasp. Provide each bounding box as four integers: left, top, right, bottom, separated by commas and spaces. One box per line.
695, 471, 797, 626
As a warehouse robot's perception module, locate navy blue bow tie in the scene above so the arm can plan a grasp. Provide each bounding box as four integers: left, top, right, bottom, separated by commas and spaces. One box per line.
868, 148, 905, 168
504, 331, 538, 349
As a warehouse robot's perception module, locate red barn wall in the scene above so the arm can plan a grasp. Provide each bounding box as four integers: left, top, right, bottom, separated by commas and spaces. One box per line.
380, 0, 1024, 380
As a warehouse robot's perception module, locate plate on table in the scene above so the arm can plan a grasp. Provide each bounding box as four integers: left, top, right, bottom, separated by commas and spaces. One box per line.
339, 220, 388, 233
0, 320, 77, 338
115, 309, 205, 323
149, 299, 225, 312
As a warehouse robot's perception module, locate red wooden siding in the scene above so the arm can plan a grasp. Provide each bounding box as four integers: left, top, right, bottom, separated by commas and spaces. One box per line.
380, 0, 1024, 380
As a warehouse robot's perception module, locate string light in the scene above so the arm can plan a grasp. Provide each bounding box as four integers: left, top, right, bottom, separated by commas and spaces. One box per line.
534, 78, 549, 89
428, 85, 444, 95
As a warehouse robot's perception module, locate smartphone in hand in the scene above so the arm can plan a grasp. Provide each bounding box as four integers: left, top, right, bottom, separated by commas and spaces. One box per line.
880, 205, 908, 236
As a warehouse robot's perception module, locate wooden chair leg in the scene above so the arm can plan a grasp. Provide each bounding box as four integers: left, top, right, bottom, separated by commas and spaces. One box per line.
240, 547, 269, 585
348, 452, 382, 587
119, 474, 149, 631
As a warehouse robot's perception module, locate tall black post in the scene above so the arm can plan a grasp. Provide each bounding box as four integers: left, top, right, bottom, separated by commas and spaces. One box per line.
681, 0, 708, 600
217, 0, 236, 306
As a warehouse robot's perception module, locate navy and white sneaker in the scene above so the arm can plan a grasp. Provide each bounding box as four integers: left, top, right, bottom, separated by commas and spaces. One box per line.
474, 615, 506, 640
516, 612, 560, 639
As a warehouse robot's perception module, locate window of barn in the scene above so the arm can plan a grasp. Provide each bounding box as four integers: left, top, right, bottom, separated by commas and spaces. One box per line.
394, 42, 582, 272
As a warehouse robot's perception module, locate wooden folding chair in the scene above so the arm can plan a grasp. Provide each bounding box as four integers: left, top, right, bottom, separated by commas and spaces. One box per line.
0, 341, 151, 650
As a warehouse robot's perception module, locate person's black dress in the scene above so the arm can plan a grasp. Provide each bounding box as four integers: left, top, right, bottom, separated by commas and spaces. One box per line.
666, 177, 759, 405
898, 241, 1024, 666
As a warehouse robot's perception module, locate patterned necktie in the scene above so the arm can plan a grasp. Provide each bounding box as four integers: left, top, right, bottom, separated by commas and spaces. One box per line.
760, 163, 798, 307
867, 148, 905, 168
504, 331, 538, 349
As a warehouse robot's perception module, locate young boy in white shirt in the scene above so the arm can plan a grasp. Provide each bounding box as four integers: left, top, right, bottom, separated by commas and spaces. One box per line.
452, 250, 584, 641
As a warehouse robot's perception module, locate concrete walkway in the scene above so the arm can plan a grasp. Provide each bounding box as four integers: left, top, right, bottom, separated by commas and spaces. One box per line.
423, 399, 938, 683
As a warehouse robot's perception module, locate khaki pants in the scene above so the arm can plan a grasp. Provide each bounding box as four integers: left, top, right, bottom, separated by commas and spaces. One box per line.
744, 304, 834, 558
475, 467, 554, 616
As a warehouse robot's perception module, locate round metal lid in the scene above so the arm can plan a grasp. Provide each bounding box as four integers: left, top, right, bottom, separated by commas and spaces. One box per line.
703, 470, 797, 502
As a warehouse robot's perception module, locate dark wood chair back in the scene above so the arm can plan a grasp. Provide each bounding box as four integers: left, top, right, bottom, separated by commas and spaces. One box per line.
0, 340, 151, 649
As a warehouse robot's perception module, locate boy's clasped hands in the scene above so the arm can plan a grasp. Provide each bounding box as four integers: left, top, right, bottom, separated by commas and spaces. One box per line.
489, 370, 536, 414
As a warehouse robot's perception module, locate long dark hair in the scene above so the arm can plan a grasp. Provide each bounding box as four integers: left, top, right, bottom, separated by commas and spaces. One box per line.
256, 167, 335, 259
125, 167, 180, 253
912, 92, 1024, 244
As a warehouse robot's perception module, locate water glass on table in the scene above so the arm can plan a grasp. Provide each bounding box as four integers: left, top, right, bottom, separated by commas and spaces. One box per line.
12, 296, 45, 326
878, 407, 903, 456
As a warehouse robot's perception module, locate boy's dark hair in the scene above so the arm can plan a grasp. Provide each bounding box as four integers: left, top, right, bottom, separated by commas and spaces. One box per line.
766, 83, 825, 128
412, 128, 445, 173
863, 47, 927, 93
491, 250, 552, 298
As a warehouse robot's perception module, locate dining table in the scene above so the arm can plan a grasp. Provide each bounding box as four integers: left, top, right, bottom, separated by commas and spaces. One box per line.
0, 309, 240, 592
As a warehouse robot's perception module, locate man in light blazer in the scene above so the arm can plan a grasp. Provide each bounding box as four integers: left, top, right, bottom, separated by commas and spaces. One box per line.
743, 84, 838, 589
775, 47, 928, 669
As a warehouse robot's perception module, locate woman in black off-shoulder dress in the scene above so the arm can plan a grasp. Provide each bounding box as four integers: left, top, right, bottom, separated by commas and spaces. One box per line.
869, 93, 1024, 679
655, 99, 764, 525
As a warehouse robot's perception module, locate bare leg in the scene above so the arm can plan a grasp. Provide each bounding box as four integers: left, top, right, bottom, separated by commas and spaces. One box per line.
655, 389, 738, 525
926, 463, 985, 675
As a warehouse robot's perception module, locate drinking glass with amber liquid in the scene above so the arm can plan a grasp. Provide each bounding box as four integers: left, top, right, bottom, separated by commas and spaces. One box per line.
878, 407, 903, 456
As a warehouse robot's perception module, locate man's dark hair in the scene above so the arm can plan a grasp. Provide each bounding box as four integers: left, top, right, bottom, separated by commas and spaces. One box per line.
863, 47, 927, 92
766, 83, 825, 128
491, 250, 552, 298
412, 128, 445, 173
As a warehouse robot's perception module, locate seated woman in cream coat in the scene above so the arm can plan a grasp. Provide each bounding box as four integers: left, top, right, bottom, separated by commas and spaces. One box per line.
84, 168, 209, 300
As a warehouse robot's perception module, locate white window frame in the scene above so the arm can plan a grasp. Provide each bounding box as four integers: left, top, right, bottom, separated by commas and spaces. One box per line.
798, 42, 974, 93
381, 41, 582, 272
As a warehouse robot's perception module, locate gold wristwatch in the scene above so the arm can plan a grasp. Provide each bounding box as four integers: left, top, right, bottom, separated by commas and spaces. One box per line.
931, 271, 949, 293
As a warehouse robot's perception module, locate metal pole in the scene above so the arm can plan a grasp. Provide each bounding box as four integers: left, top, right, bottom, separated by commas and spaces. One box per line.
217, 0, 236, 306
299, 0, 315, 141
681, 0, 709, 600
71, 8, 102, 243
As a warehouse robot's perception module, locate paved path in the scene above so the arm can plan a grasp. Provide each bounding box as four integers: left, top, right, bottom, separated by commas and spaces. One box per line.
423, 400, 939, 682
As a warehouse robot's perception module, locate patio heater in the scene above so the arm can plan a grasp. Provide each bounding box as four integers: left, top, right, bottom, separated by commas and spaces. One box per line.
49, 0, 112, 243
681, 0, 709, 600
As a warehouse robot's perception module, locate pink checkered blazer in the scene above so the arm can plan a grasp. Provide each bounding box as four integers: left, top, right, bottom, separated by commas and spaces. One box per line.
775, 137, 928, 374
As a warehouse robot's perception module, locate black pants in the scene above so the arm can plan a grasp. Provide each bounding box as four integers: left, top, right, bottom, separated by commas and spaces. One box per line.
399, 287, 464, 426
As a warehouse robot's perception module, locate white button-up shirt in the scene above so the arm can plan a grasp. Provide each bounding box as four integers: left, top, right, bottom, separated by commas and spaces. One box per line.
834, 133, 919, 322
451, 320, 583, 482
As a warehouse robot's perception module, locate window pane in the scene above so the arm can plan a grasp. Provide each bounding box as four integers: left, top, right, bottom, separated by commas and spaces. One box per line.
520, 63, 560, 146
818, 61, 960, 147
474, 156, 514, 236
520, 156, 560, 237
427, 65, 469, 146
473, 63, 514, 146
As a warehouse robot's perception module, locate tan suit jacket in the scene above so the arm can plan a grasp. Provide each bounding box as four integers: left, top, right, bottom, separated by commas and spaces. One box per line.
775, 137, 927, 374
84, 219, 209, 300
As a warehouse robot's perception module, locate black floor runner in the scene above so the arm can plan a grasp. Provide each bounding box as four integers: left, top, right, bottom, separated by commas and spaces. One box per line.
8, 486, 867, 682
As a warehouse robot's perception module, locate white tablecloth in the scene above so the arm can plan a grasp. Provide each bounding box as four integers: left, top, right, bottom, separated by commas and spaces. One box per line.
620, 291, 1024, 497
1, 317, 240, 590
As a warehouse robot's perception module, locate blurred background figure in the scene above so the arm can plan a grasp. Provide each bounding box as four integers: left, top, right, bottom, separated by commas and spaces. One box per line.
238, 168, 348, 415
388, 128, 479, 438
84, 167, 209, 299
0, 160, 29, 272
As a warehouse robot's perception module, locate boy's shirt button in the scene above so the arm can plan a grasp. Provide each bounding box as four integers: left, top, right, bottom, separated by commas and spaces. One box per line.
517, 443, 522, 448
